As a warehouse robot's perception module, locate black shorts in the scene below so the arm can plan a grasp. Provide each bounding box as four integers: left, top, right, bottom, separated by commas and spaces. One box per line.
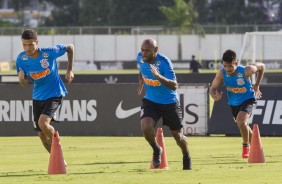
140, 98, 183, 130
33, 96, 63, 131
230, 98, 257, 121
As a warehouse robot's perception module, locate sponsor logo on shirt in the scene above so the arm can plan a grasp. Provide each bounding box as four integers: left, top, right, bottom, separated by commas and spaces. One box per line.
142, 76, 161, 86
156, 61, 161, 66
30, 68, 50, 80
42, 52, 49, 58
227, 87, 247, 93
21, 55, 28, 60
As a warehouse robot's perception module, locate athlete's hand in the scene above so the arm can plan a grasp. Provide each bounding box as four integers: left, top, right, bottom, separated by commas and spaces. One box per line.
65, 70, 74, 83
150, 64, 160, 79
252, 85, 262, 99
211, 91, 223, 101
18, 68, 25, 80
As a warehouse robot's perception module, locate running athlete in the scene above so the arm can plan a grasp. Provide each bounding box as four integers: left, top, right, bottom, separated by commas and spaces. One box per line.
210, 49, 265, 158
16, 29, 74, 164
137, 39, 192, 170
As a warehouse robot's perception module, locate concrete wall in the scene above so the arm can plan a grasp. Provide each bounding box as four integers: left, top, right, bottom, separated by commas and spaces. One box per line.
0, 34, 243, 62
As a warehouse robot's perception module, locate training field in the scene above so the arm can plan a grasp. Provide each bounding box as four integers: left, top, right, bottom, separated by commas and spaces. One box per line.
0, 136, 281, 184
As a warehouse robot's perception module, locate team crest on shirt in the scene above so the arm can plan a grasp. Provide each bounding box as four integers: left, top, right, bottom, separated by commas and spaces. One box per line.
42, 52, 49, 58
156, 61, 161, 66
21, 55, 28, 60
237, 78, 245, 86
40, 59, 49, 68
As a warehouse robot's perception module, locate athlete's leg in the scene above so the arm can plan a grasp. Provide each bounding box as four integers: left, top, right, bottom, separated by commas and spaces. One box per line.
236, 111, 251, 144
38, 131, 52, 153
141, 117, 156, 144
171, 128, 188, 153
171, 128, 191, 170
38, 114, 55, 151
141, 117, 162, 168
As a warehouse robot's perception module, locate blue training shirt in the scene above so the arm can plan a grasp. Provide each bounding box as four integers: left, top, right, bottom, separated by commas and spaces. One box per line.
222, 65, 255, 106
136, 52, 178, 104
16, 45, 68, 100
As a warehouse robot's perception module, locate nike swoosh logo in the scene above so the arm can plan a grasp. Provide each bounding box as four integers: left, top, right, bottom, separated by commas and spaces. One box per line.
115, 101, 141, 119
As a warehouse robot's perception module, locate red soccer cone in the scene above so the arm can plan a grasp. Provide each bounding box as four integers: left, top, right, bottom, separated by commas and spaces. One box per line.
150, 128, 169, 169
48, 131, 67, 174
248, 124, 265, 163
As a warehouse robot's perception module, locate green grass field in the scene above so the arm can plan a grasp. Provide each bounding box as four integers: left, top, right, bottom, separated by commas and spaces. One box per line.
0, 136, 281, 184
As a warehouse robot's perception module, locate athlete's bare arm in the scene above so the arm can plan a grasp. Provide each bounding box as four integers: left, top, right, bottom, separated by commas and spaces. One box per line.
137, 71, 144, 95
210, 69, 224, 101
65, 44, 74, 83
245, 62, 265, 99
18, 68, 28, 87
150, 64, 178, 91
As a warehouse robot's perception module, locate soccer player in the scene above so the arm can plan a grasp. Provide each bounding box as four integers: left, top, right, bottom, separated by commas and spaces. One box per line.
137, 39, 192, 170
16, 29, 74, 164
209, 49, 265, 158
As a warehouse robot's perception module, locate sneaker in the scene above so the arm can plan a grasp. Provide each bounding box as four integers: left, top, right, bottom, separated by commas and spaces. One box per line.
183, 154, 192, 170
242, 146, 250, 158
152, 147, 163, 168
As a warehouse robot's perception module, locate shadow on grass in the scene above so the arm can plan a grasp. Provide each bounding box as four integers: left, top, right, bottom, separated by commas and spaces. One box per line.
0, 171, 109, 177
73, 161, 148, 165
0, 172, 46, 178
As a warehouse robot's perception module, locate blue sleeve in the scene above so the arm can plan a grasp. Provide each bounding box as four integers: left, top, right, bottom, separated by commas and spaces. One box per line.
164, 59, 176, 81
16, 55, 22, 73
136, 52, 142, 61
52, 44, 67, 58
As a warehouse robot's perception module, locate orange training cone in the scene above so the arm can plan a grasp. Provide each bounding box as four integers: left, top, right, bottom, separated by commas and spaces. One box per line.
248, 124, 265, 163
150, 128, 169, 169
48, 131, 67, 174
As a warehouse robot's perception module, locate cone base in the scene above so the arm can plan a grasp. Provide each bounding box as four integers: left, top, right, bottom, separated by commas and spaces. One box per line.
149, 167, 169, 170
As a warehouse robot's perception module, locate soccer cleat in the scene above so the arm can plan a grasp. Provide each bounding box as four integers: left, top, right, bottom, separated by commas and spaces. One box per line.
152, 147, 163, 168
242, 146, 250, 158
183, 154, 192, 170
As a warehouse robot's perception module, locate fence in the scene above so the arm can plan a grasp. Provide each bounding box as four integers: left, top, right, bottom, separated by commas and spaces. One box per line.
0, 24, 282, 35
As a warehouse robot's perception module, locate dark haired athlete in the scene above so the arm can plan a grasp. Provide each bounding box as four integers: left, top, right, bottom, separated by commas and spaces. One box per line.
16, 29, 74, 165
210, 49, 265, 158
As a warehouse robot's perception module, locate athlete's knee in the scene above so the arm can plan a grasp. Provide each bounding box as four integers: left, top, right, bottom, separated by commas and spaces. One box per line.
141, 118, 154, 131
237, 121, 248, 129
38, 116, 52, 130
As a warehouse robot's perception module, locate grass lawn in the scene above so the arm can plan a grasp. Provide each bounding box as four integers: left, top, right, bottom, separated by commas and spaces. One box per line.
0, 136, 281, 184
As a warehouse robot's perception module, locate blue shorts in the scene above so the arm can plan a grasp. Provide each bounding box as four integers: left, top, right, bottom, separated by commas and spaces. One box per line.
140, 98, 183, 130
32, 96, 63, 131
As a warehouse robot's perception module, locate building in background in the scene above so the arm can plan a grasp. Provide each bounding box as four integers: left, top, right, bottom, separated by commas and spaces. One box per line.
0, 0, 54, 27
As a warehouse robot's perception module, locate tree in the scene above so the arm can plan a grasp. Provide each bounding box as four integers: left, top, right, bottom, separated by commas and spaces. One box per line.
10, 0, 33, 26
78, 0, 115, 26
0, 18, 16, 27
78, 0, 173, 26
44, 0, 80, 26
159, 0, 204, 34
209, 0, 270, 24
111, 0, 173, 26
